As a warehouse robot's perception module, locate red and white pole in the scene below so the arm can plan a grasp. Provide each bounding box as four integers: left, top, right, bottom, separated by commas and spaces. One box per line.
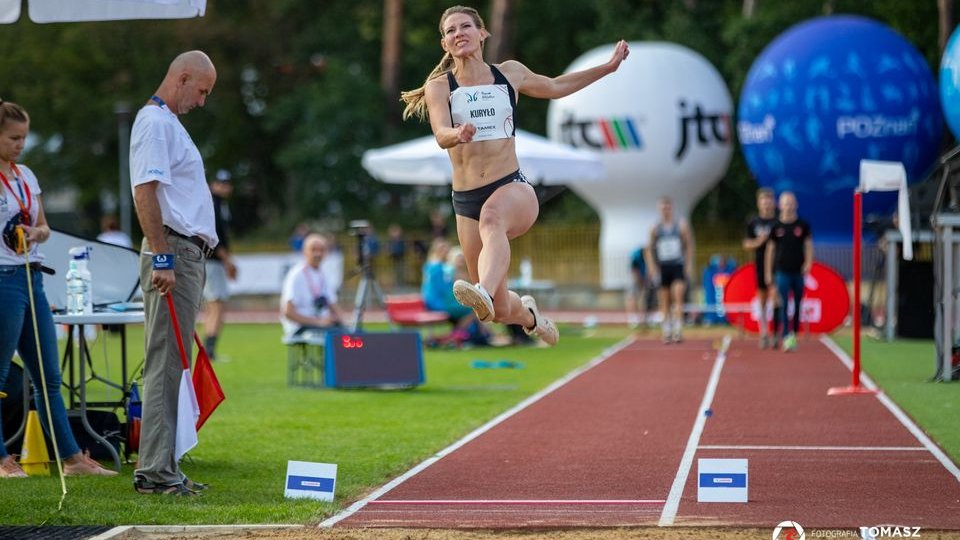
829, 189, 876, 396
852, 189, 862, 386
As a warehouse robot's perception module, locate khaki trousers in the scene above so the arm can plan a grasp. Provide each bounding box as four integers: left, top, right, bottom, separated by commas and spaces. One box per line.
135, 232, 206, 486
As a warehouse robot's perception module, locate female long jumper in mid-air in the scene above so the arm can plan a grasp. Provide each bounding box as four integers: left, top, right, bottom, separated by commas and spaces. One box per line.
401, 5, 629, 346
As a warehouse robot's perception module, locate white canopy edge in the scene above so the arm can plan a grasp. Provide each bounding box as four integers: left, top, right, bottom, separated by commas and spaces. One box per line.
0, 0, 205, 24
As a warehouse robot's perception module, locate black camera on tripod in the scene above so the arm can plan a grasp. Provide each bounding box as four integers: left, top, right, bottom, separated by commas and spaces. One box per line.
346, 219, 385, 330
349, 219, 372, 269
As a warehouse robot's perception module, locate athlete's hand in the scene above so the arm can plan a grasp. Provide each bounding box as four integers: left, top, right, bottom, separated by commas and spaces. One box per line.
458, 123, 477, 144
607, 40, 630, 72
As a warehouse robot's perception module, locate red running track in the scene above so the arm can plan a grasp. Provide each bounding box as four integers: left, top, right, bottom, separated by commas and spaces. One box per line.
325, 336, 960, 530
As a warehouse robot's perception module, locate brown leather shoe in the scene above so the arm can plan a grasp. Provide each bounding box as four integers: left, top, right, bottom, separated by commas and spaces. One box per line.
63, 451, 118, 477
0, 455, 27, 478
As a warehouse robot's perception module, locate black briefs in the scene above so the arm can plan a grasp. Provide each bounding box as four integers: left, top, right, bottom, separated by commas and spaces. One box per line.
452, 170, 530, 221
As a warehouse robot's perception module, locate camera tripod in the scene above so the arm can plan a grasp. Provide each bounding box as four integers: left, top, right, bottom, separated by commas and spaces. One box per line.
350, 228, 385, 331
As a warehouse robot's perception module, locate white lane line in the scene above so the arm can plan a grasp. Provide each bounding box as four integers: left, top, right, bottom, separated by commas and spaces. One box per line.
699, 445, 925, 451
820, 336, 960, 483
658, 334, 731, 527
91, 525, 304, 540
320, 336, 637, 528
368, 499, 666, 505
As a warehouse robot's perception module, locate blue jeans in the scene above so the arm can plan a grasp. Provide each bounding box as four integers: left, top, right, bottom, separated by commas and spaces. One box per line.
0, 265, 81, 459
775, 271, 805, 338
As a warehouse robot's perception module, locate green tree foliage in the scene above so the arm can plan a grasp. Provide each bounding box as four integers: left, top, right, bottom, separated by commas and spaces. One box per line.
0, 0, 947, 242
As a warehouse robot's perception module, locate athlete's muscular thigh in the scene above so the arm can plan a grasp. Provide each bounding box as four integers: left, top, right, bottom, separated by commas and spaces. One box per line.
479, 182, 538, 238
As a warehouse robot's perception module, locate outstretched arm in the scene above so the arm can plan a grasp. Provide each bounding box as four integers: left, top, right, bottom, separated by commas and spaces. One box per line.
503, 40, 629, 100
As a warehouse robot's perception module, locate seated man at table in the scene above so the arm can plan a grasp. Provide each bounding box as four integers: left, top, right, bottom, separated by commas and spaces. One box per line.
280, 233, 348, 338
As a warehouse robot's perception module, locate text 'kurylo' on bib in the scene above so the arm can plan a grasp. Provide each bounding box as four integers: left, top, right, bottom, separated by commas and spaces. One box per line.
449, 84, 514, 142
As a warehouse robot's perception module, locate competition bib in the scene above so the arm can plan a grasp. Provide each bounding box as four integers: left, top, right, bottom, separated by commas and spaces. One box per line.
449, 83, 514, 142
656, 236, 683, 262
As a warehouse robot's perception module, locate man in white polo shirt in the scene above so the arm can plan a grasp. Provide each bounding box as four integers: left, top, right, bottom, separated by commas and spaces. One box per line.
130, 50, 217, 497
280, 232, 347, 338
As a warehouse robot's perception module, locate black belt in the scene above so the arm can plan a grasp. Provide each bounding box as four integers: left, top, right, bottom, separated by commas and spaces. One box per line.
163, 226, 215, 259
28, 262, 56, 275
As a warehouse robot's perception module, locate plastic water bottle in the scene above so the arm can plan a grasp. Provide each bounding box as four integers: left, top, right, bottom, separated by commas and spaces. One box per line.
519, 258, 533, 286
65, 260, 85, 315
66, 246, 93, 315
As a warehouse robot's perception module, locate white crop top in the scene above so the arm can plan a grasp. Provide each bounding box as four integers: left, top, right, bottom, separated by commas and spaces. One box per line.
447, 65, 517, 142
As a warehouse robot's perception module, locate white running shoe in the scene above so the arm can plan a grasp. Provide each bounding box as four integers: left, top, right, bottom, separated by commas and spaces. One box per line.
453, 280, 495, 323
520, 295, 559, 346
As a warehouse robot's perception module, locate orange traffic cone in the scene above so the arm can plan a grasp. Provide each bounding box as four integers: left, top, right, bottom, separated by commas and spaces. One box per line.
21, 410, 50, 476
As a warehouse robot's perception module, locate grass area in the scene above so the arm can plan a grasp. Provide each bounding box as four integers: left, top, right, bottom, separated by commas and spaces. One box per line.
831, 333, 960, 463
4, 325, 957, 526
0, 323, 628, 526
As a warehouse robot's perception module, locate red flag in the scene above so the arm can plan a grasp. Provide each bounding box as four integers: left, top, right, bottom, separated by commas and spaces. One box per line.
192, 334, 225, 431
165, 295, 198, 460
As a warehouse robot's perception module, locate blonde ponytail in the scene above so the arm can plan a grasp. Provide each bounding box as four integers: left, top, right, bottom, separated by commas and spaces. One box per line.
401, 52, 454, 121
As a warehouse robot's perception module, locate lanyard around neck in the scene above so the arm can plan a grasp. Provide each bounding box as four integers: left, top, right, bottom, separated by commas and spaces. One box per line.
150, 95, 167, 109
0, 163, 31, 219
302, 265, 325, 299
